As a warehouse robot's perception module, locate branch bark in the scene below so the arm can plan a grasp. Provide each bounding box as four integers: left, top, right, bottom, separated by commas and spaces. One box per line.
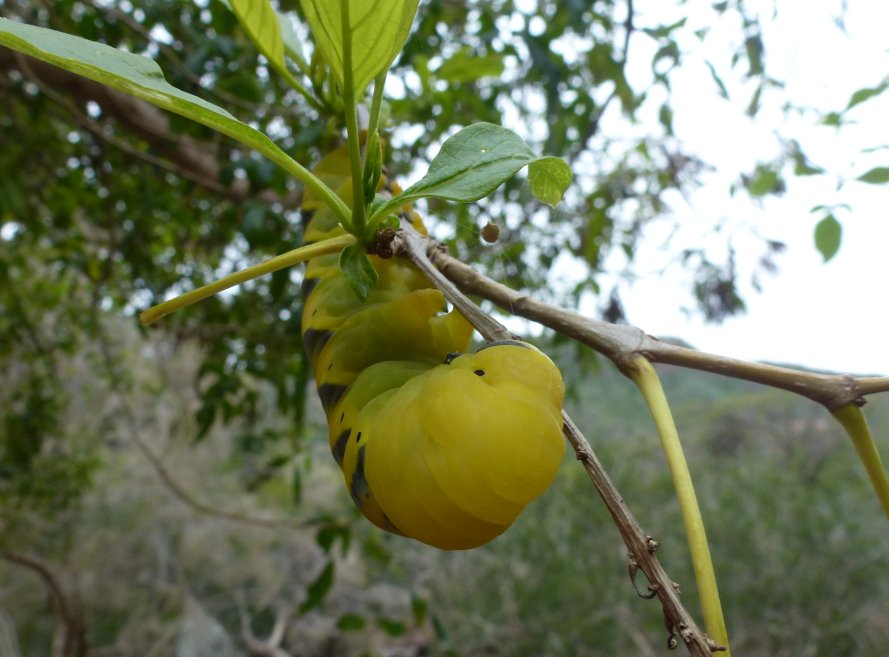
1, 552, 89, 657
424, 245, 889, 410
0, 47, 302, 209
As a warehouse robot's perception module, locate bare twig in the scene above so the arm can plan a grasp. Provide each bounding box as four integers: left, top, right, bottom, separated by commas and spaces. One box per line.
236, 593, 294, 657
398, 224, 724, 656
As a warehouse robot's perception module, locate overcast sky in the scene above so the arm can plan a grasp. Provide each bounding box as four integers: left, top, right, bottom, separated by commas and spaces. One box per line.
606, 0, 889, 374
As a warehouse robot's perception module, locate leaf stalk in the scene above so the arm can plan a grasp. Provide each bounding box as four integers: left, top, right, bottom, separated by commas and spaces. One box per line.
139, 234, 356, 325
832, 404, 889, 520
628, 356, 731, 656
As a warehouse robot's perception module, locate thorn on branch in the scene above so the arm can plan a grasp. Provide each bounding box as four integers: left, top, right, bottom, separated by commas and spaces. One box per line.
628, 555, 658, 599
665, 617, 679, 651
573, 444, 593, 464
706, 636, 728, 653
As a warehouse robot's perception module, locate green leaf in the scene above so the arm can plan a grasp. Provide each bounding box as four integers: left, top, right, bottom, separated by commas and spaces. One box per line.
0, 18, 349, 223
339, 244, 378, 301
337, 614, 366, 631
745, 33, 764, 77
363, 131, 383, 204
230, 0, 284, 70
788, 142, 824, 176
411, 594, 428, 627
528, 157, 572, 206
814, 214, 842, 262
316, 522, 351, 555
299, 561, 335, 614
375, 123, 571, 217
377, 617, 407, 637
436, 47, 505, 83
822, 111, 843, 127
299, 0, 420, 94
846, 83, 888, 111
857, 167, 889, 185
746, 165, 782, 197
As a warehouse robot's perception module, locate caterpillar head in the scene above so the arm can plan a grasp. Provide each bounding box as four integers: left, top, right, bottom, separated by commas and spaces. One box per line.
446, 340, 565, 414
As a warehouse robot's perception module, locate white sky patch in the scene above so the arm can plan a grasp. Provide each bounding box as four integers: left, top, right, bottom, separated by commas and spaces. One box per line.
605, 0, 889, 374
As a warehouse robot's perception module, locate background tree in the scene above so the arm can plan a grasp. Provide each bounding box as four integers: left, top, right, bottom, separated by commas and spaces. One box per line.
1, 1, 888, 656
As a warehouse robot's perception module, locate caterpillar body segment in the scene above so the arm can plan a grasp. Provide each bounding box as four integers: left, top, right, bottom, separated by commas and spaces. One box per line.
301, 148, 565, 549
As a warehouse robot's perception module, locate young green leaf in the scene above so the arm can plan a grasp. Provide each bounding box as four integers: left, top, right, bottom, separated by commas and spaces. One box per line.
0, 18, 350, 224
230, 0, 284, 70
230, 1, 319, 106
299, 561, 335, 614
363, 131, 383, 205
846, 82, 888, 112
376, 617, 407, 637
372, 123, 573, 219
299, 0, 420, 95
336, 614, 367, 631
814, 214, 842, 262
529, 157, 572, 206
436, 47, 505, 83
339, 244, 378, 301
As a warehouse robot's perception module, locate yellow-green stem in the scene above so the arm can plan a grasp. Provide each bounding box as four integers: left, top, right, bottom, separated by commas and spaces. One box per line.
341, 1, 367, 237
832, 404, 889, 520
367, 71, 387, 138
139, 234, 356, 325
629, 356, 730, 654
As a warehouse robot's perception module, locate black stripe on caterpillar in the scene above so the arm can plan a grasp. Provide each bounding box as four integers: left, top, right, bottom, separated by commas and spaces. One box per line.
300, 147, 565, 550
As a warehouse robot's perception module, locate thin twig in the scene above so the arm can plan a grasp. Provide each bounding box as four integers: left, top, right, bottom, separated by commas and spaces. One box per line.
236, 592, 295, 657
91, 315, 307, 531
397, 223, 723, 656
422, 244, 889, 410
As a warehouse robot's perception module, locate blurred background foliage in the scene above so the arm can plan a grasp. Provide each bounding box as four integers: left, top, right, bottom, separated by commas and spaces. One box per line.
1, 0, 888, 655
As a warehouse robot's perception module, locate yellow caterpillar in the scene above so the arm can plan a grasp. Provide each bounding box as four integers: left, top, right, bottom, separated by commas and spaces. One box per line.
300, 147, 565, 550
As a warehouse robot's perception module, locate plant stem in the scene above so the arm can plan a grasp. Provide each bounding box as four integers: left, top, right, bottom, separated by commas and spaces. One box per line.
367, 71, 387, 137
341, 1, 367, 237
832, 404, 889, 520
139, 234, 356, 325
628, 356, 731, 656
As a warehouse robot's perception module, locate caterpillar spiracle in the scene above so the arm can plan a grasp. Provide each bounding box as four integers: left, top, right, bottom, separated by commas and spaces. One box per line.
300, 147, 566, 550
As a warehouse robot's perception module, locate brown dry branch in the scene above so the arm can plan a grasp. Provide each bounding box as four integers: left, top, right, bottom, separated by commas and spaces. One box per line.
0, 49, 302, 209
0, 552, 89, 657
423, 241, 889, 410
396, 225, 723, 657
